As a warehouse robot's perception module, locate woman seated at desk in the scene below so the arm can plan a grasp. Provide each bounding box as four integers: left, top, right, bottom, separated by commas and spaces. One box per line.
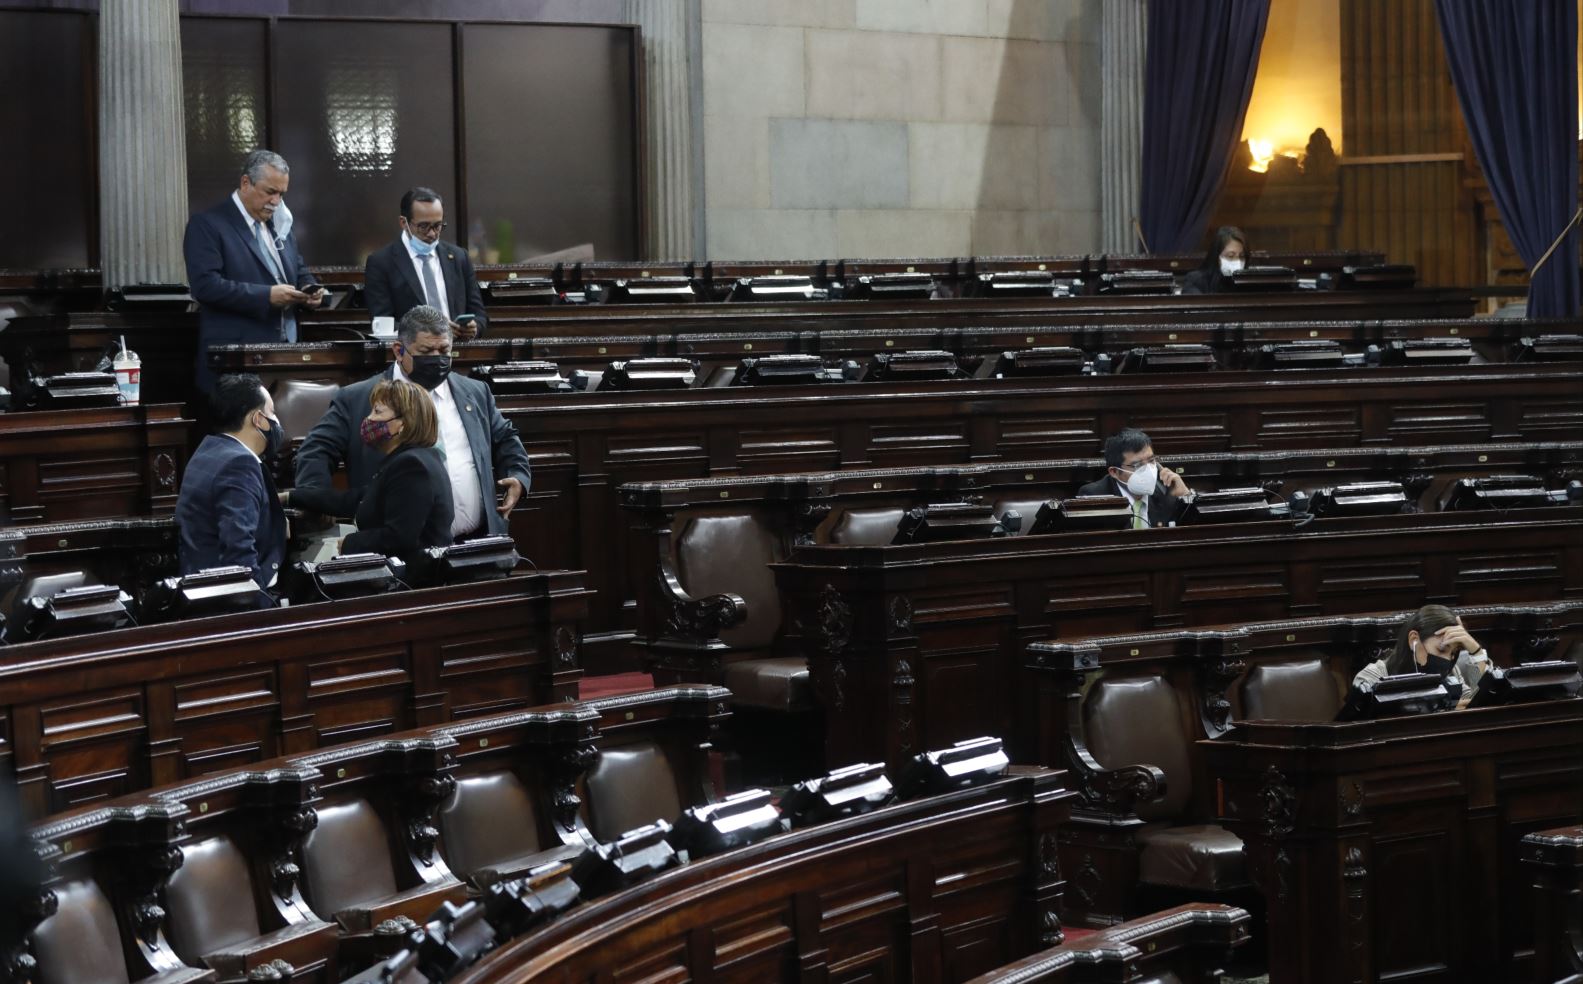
1353, 604, 1492, 709
1179, 226, 1247, 294
285, 378, 454, 561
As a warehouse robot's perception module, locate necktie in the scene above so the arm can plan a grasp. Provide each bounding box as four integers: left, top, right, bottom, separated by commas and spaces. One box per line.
418, 252, 443, 314
254, 221, 285, 282
1130, 496, 1146, 530
255, 221, 295, 341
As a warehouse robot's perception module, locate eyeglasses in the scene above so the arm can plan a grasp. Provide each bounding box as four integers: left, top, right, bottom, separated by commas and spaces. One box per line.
1118, 456, 1159, 472
408, 221, 447, 235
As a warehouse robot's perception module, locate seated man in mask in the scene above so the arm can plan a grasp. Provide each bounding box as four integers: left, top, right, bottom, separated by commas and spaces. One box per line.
175, 372, 288, 589
294, 305, 531, 541
1077, 427, 1193, 529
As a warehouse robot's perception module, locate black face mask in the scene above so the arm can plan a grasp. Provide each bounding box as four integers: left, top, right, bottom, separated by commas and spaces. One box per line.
406, 353, 452, 390
1416, 641, 1456, 678
259, 414, 285, 460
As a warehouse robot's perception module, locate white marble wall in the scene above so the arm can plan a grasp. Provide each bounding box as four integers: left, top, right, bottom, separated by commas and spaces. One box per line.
699, 0, 1102, 259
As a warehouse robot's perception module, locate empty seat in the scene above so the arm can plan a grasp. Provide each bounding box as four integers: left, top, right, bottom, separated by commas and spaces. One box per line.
674, 513, 782, 650
437, 771, 547, 883
1084, 675, 1247, 894
829, 507, 905, 546
300, 798, 400, 922
1240, 658, 1344, 722
583, 741, 683, 842
30, 877, 210, 984
164, 834, 338, 979
723, 656, 813, 711
271, 379, 339, 440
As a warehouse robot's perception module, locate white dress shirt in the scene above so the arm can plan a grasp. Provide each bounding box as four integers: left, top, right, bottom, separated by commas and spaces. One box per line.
1114, 478, 1151, 528
393, 364, 482, 537
403, 230, 451, 320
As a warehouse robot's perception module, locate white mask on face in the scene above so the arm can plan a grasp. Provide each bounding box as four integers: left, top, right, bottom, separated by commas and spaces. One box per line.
1124, 462, 1159, 496
1219, 256, 1244, 277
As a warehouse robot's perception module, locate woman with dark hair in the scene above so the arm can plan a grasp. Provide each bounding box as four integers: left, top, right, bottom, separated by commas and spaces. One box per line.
1179, 226, 1247, 294
1352, 604, 1492, 708
285, 378, 454, 560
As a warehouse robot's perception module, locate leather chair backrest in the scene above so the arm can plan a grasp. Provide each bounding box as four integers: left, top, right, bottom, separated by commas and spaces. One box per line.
7, 571, 91, 625
271, 378, 340, 441
829, 508, 904, 545
1240, 658, 1343, 722
299, 797, 399, 919
674, 513, 782, 649
164, 834, 263, 966
990, 497, 1049, 535
1082, 675, 1192, 822
438, 771, 542, 879
583, 741, 682, 843
30, 877, 132, 984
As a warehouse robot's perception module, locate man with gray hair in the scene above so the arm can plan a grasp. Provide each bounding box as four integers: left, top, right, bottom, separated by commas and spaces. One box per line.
184, 149, 324, 389
294, 304, 531, 540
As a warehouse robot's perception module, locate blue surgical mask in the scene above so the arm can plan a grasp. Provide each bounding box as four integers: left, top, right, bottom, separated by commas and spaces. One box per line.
408, 228, 436, 256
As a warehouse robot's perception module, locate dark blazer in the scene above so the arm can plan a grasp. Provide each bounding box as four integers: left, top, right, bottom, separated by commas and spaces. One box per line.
176, 434, 288, 587
1179, 267, 1229, 295
293, 368, 531, 537
1076, 475, 1186, 527
364, 238, 487, 334
292, 445, 455, 560
183, 198, 318, 389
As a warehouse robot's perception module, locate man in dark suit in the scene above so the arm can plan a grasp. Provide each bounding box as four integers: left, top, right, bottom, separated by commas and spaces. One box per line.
294, 305, 529, 540
183, 150, 323, 390
363, 187, 487, 341
175, 373, 288, 590
1077, 427, 1193, 529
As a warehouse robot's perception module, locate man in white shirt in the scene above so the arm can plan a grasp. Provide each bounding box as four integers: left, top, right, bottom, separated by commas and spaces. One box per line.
294, 306, 530, 540
363, 187, 488, 341
1076, 428, 1193, 528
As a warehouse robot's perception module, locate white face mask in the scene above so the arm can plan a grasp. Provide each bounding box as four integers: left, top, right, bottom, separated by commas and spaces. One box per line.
1123, 462, 1159, 496
1219, 256, 1244, 277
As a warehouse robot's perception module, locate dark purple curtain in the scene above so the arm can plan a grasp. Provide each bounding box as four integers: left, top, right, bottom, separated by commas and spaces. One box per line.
1138, 0, 1270, 255
1435, 0, 1580, 318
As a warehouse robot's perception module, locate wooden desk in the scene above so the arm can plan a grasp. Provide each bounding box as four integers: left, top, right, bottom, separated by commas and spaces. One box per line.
501, 363, 1583, 662
0, 403, 190, 525
451, 767, 1074, 984
1201, 701, 1583, 984
0, 570, 590, 818
769, 508, 1583, 771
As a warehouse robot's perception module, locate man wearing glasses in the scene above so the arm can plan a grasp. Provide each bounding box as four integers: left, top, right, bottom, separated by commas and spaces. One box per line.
364, 187, 488, 340
1077, 428, 1193, 529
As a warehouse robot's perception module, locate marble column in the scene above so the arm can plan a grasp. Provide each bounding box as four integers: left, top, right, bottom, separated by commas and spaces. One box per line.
627, 0, 705, 259
99, 0, 189, 288
1100, 0, 1146, 254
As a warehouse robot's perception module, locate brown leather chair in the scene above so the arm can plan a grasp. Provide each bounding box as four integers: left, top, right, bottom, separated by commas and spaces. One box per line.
164, 834, 338, 981
829, 507, 904, 545
298, 797, 463, 932
674, 513, 782, 650
674, 513, 816, 711
1239, 658, 1345, 722
270, 378, 339, 441
437, 771, 560, 885
30, 877, 212, 984
1084, 675, 1247, 895
582, 741, 683, 843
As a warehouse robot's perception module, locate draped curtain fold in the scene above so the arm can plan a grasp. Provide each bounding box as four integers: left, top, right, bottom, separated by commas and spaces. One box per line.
1137, 0, 1270, 256
1435, 0, 1581, 319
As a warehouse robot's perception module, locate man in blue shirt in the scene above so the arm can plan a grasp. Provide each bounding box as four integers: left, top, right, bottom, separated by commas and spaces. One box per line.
175, 373, 287, 592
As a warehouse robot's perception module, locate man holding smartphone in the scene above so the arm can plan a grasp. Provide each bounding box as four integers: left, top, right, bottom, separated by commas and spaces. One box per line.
363, 187, 488, 341
184, 149, 325, 390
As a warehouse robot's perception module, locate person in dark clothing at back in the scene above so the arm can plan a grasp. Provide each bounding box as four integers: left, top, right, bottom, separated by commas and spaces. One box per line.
1179, 225, 1248, 294
286, 378, 454, 561
1077, 428, 1194, 529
